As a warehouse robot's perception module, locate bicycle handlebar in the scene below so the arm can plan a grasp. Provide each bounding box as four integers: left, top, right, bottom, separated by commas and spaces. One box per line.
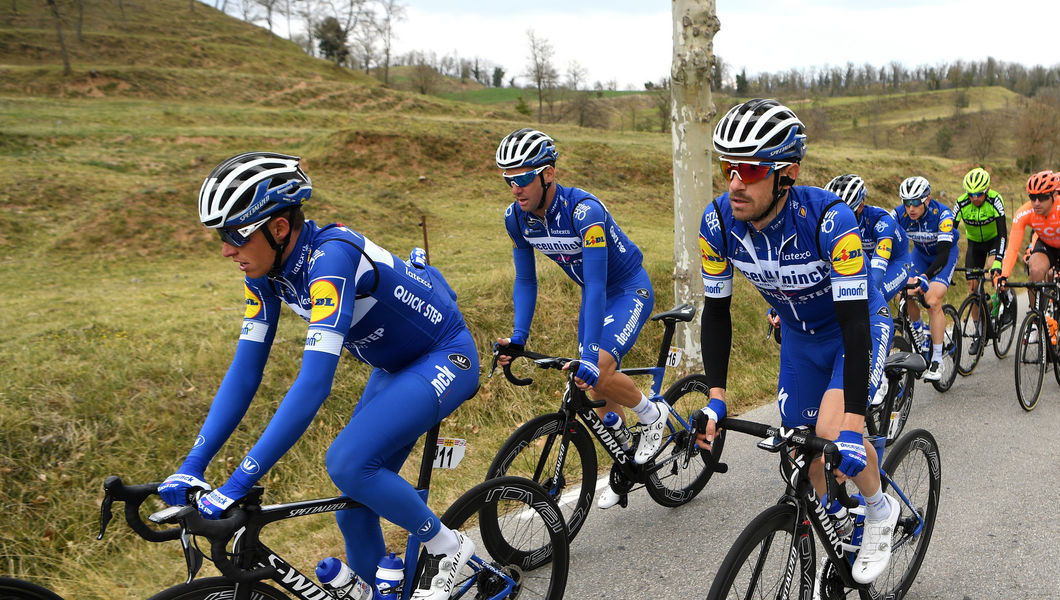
491, 347, 578, 387
1004, 280, 1060, 290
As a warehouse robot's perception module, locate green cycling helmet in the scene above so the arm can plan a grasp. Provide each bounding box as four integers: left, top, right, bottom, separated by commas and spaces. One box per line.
962, 167, 991, 194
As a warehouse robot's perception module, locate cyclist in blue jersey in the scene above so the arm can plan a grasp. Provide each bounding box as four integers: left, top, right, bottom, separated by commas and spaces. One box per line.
491, 128, 662, 510
695, 99, 897, 585
158, 152, 479, 600
893, 176, 959, 382
825, 174, 909, 407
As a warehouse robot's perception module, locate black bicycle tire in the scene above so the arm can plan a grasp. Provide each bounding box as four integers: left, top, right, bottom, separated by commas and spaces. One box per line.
441, 476, 568, 600
485, 413, 596, 543
1014, 312, 1045, 411
931, 304, 961, 392
645, 374, 727, 508
0, 577, 65, 600
861, 429, 941, 600
867, 336, 916, 446
992, 296, 1017, 358
144, 577, 290, 600
705, 503, 802, 600
955, 294, 983, 375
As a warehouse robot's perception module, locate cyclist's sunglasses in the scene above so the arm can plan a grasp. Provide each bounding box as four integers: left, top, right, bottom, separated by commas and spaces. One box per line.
902, 197, 926, 207
1029, 192, 1054, 203
968, 191, 985, 198
719, 159, 792, 184
502, 164, 549, 188
218, 217, 270, 247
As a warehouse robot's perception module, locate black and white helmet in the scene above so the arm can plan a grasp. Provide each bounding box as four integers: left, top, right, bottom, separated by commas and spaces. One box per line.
898, 176, 931, 202
825, 174, 867, 211
713, 99, 807, 162
198, 152, 311, 229
495, 128, 558, 170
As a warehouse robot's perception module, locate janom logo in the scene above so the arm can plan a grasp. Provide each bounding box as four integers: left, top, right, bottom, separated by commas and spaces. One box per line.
704, 280, 727, 295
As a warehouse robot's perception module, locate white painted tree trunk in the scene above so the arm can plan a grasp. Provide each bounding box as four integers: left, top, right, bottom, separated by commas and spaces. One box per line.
670, 0, 719, 373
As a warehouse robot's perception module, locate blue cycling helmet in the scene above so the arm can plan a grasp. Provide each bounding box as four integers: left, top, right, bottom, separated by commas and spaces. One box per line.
826, 174, 867, 211
198, 151, 311, 229
899, 176, 931, 202
496, 128, 558, 170
713, 99, 807, 162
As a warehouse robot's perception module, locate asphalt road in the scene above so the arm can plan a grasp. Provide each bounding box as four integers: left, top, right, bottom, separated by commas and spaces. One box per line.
561, 291, 1060, 599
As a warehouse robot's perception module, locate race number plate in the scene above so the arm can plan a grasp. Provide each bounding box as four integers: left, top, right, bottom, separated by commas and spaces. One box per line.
433, 438, 467, 469
666, 347, 683, 367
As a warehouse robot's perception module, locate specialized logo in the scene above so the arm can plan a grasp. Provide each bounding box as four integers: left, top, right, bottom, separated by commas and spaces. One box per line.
448, 353, 472, 370
240, 456, 260, 475
939, 218, 953, 233
244, 284, 263, 319
700, 236, 728, 275
583, 224, 606, 248
831, 232, 865, 275
309, 278, 340, 323
875, 238, 892, 259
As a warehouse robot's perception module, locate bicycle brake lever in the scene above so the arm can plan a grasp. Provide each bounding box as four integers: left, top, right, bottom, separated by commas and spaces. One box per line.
181, 529, 204, 584
97, 493, 114, 540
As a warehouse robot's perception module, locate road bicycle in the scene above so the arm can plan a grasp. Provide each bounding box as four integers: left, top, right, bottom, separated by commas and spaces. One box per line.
486, 303, 727, 544
702, 415, 941, 600
864, 340, 926, 447
1005, 278, 1060, 411
892, 285, 961, 392
0, 577, 65, 600
954, 267, 1017, 375
98, 421, 569, 600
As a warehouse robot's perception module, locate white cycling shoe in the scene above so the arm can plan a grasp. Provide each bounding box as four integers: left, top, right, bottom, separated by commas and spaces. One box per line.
597, 485, 622, 509
633, 398, 670, 464
852, 494, 900, 584
411, 531, 474, 600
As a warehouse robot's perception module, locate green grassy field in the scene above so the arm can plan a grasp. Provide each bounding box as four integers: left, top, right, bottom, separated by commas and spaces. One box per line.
0, 1, 1024, 597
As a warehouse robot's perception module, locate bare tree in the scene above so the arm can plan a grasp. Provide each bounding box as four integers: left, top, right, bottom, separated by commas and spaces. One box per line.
253, 0, 281, 36
670, 0, 719, 370
524, 29, 558, 123
376, 0, 406, 85
565, 60, 587, 91
44, 0, 72, 76
350, 7, 378, 74
76, 0, 84, 42
968, 110, 1000, 162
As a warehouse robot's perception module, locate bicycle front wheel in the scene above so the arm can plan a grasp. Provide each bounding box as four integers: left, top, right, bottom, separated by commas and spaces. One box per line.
930, 304, 961, 392
706, 503, 804, 600
955, 295, 983, 375
992, 300, 1017, 358
146, 577, 289, 600
0, 577, 65, 600
485, 413, 596, 543
1015, 312, 1045, 411
646, 374, 727, 508
864, 429, 941, 600
443, 476, 568, 600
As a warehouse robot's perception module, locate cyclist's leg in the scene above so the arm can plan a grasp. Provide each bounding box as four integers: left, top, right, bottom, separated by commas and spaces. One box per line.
1027, 242, 1056, 308
905, 251, 932, 326
327, 332, 479, 577
925, 243, 958, 355
868, 309, 894, 406
881, 260, 910, 304
776, 327, 833, 429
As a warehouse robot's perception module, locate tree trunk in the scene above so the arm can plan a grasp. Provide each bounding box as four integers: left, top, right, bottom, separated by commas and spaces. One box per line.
670, 0, 719, 372
76, 0, 84, 42
45, 0, 72, 76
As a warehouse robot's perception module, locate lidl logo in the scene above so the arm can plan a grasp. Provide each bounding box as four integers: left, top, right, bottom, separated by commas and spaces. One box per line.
939, 218, 953, 233
244, 284, 262, 319
699, 236, 728, 275
831, 232, 865, 276
310, 279, 340, 323
875, 238, 892, 259
583, 225, 606, 248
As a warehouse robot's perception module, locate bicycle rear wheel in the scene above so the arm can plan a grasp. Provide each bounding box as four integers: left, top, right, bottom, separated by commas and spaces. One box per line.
0, 577, 65, 600
145, 577, 289, 600
1015, 312, 1045, 411
992, 299, 1017, 358
442, 476, 568, 600
955, 295, 983, 375
867, 336, 916, 447
930, 304, 961, 392
705, 503, 803, 600
485, 413, 596, 543
863, 429, 941, 600
645, 374, 727, 508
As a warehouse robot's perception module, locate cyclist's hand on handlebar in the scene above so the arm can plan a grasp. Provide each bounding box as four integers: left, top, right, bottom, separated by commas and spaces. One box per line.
197, 484, 242, 520
694, 400, 726, 450
158, 472, 212, 506
994, 274, 1008, 291
564, 358, 599, 389
914, 274, 930, 294
833, 430, 868, 478
493, 337, 524, 368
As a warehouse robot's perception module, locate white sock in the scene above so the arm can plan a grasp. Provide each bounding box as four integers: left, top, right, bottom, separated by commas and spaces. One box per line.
423, 526, 459, 556
632, 394, 659, 423
932, 343, 943, 363
864, 488, 891, 521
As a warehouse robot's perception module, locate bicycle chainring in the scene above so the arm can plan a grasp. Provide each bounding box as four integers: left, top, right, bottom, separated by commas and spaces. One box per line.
608, 463, 634, 495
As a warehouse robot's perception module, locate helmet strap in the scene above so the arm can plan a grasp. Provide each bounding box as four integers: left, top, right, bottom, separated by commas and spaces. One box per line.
262, 210, 294, 277
751, 173, 792, 223
533, 173, 552, 213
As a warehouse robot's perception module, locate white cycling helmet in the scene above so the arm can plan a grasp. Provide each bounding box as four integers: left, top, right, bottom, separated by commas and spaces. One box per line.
713, 98, 806, 162
198, 151, 311, 230
496, 128, 558, 170
899, 176, 931, 203
825, 174, 867, 211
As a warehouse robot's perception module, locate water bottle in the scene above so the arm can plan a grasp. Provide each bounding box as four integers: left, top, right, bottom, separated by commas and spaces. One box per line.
990, 292, 1000, 318
375, 552, 405, 600
316, 557, 374, 600
910, 320, 926, 352
846, 494, 867, 564
830, 505, 854, 539
1047, 316, 1059, 346
602, 411, 632, 452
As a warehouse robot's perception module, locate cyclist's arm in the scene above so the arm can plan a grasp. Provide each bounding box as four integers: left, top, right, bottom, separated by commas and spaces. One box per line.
505, 208, 537, 344
869, 215, 900, 290
835, 298, 870, 419
574, 201, 610, 367
923, 241, 952, 279
700, 295, 732, 395
825, 208, 870, 418
990, 214, 1008, 271
1000, 206, 1031, 278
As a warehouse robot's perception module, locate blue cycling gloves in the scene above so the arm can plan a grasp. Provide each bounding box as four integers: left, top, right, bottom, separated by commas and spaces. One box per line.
833, 430, 868, 477
158, 472, 211, 506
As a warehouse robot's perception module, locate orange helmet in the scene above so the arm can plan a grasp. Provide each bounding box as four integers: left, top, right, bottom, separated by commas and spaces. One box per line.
1026, 170, 1057, 195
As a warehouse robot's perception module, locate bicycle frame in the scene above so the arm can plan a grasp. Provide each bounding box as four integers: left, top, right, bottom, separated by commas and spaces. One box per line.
956, 267, 1000, 338
1008, 279, 1060, 366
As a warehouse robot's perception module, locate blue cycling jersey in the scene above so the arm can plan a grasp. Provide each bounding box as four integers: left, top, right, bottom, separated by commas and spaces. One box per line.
858, 204, 910, 300
700, 186, 887, 335
893, 201, 959, 257
504, 184, 646, 362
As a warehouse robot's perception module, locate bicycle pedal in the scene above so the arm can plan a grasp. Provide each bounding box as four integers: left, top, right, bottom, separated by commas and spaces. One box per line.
618, 494, 629, 509
714, 462, 729, 474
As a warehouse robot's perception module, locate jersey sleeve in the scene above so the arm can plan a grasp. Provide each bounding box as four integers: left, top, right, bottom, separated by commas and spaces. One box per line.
936, 207, 956, 244
505, 204, 536, 344
699, 201, 733, 298
823, 205, 870, 302
869, 213, 899, 291
1001, 203, 1032, 277
573, 199, 609, 364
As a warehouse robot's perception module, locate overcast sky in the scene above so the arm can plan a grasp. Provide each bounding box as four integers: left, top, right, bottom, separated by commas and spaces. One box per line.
389, 0, 1060, 90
